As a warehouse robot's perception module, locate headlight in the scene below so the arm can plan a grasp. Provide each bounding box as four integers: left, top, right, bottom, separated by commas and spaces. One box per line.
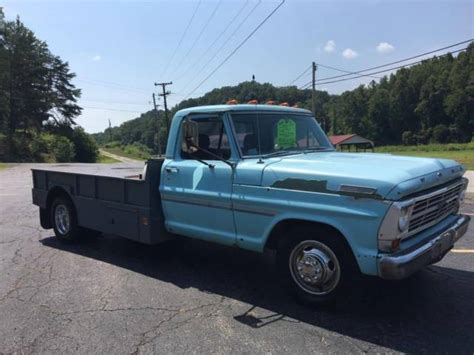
378, 201, 414, 252
398, 206, 411, 232
459, 189, 466, 206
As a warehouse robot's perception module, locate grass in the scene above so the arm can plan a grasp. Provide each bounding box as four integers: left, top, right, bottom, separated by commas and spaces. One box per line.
101, 145, 150, 161
0, 163, 8, 170
101, 141, 152, 160
97, 153, 121, 163
375, 142, 474, 170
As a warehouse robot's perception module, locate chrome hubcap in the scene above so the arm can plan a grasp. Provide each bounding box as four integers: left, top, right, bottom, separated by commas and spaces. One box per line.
289, 240, 340, 295
54, 204, 70, 235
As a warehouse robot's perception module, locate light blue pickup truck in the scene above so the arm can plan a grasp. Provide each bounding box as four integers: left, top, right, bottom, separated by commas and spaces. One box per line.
32, 104, 470, 304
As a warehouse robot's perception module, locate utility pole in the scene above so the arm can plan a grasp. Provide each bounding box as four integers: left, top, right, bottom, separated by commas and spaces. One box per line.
152, 93, 162, 156
108, 119, 112, 142
311, 62, 319, 129
154, 81, 172, 135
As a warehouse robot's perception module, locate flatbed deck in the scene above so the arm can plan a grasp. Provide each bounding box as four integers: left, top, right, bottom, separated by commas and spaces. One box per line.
31, 159, 170, 244
31, 163, 145, 179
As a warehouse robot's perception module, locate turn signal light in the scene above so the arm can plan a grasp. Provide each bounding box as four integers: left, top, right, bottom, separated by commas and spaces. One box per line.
391, 239, 400, 251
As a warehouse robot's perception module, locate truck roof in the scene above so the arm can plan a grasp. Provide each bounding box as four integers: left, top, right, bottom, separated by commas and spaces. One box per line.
175, 104, 312, 117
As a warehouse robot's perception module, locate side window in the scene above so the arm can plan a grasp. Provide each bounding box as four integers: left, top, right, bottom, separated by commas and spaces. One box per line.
181, 116, 231, 160
232, 114, 260, 156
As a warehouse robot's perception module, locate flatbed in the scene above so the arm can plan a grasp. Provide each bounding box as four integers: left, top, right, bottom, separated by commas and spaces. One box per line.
32, 159, 171, 244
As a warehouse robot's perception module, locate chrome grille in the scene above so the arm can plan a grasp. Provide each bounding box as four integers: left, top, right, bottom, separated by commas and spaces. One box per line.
407, 182, 464, 236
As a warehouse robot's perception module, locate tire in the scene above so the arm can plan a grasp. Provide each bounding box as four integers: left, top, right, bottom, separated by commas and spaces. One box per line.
277, 224, 357, 305
50, 196, 81, 242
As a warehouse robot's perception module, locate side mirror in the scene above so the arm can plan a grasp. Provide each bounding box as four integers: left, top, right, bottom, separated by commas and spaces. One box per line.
181, 119, 199, 153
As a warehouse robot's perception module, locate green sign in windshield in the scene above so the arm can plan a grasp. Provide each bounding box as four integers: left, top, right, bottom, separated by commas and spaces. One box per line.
276, 118, 296, 149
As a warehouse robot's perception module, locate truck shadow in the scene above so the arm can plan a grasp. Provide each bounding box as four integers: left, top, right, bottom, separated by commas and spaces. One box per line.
40, 234, 474, 353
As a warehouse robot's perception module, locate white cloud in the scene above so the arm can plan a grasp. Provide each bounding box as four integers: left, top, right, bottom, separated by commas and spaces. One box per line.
342, 48, 358, 59
376, 42, 395, 54
324, 40, 336, 53
92, 55, 102, 61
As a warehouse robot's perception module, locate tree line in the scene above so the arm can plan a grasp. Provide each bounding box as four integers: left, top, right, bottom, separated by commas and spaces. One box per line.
95, 42, 473, 152
0, 10, 98, 162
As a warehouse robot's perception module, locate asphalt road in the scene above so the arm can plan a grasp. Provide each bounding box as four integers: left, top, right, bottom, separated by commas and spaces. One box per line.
1, 164, 473, 354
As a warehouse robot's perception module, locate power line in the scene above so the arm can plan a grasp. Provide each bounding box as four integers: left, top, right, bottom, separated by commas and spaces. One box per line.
3, 93, 147, 113
75, 78, 149, 94
169, 0, 223, 77
287, 65, 311, 85
288, 63, 379, 87
174, 0, 249, 82
301, 39, 473, 88
186, 0, 285, 99
160, 0, 202, 79
316, 63, 381, 80
82, 106, 144, 113
300, 47, 469, 89
178, 0, 262, 95
80, 99, 150, 106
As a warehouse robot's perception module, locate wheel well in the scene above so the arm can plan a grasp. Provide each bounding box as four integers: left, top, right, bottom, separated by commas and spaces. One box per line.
42, 187, 75, 228
264, 219, 358, 270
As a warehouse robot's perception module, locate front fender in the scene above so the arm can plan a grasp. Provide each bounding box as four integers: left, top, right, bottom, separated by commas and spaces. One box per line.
232, 184, 390, 276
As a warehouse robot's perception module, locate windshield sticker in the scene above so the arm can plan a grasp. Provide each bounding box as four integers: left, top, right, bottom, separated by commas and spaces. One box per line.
276, 118, 296, 149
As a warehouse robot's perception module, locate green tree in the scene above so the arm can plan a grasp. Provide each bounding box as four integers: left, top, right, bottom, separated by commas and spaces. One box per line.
70, 127, 98, 162
0, 13, 82, 160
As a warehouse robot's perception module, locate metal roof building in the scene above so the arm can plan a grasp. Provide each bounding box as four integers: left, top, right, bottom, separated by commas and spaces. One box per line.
329, 134, 374, 152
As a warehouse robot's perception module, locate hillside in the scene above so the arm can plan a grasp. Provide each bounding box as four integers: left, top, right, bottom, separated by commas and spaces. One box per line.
93, 43, 473, 153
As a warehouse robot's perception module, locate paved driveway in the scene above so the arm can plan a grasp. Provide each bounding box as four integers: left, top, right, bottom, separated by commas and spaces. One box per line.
0, 164, 473, 354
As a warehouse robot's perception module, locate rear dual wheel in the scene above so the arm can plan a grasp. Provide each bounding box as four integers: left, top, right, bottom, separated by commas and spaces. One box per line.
50, 196, 100, 242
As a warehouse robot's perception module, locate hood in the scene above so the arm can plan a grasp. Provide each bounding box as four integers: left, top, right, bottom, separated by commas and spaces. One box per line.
261, 152, 465, 200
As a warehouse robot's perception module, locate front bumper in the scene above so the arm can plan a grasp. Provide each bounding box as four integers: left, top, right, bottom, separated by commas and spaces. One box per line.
378, 214, 470, 279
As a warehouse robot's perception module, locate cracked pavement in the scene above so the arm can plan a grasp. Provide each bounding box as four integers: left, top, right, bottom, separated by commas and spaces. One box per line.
0, 163, 473, 354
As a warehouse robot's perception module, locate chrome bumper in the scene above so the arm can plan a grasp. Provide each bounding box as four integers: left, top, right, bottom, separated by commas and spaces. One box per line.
378, 215, 470, 279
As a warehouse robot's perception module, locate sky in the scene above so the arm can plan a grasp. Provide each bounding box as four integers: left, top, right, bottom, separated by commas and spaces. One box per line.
3, 0, 473, 133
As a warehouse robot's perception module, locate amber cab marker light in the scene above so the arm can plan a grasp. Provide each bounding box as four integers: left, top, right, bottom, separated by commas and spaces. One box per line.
266, 100, 276, 105
280, 102, 289, 106
226, 99, 238, 105
247, 99, 258, 104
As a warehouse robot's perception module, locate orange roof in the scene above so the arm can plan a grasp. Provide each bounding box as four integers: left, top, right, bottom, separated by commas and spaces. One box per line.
329, 134, 356, 145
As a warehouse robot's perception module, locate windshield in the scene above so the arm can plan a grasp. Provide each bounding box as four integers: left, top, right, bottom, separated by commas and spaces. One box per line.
230, 112, 334, 157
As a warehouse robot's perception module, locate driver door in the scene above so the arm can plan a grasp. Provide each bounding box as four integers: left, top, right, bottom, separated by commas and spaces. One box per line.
161, 114, 236, 246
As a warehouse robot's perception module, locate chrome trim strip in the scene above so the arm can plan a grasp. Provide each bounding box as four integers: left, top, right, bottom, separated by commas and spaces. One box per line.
161, 194, 277, 216
232, 203, 277, 216
162, 194, 231, 210
408, 179, 465, 204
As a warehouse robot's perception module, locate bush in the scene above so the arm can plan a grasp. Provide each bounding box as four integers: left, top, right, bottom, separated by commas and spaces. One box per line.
70, 127, 98, 163
432, 124, 450, 143
402, 131, 416, 145
52, 136, 75, 162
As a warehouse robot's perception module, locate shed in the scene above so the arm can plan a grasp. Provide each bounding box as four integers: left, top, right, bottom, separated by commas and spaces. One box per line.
329, 134, 374, 152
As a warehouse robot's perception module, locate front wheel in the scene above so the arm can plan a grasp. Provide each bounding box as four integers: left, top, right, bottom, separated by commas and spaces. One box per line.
277, 226, 355, 305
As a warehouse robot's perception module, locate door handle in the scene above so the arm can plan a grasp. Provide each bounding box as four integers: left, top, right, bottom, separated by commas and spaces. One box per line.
165, 167, 179, 173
